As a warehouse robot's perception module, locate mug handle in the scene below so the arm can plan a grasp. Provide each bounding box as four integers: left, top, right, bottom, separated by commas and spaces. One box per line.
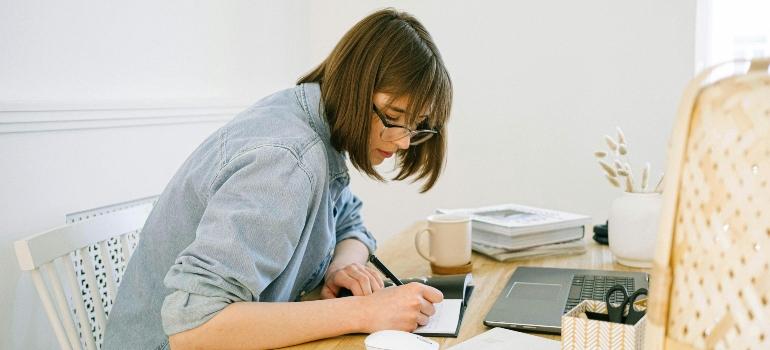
414, 228, 436, 263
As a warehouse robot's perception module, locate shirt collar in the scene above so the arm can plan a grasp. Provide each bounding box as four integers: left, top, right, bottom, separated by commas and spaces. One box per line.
296, 82, 350, 184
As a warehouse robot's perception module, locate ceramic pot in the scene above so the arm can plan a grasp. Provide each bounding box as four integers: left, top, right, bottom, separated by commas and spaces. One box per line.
608, 192, 662, 268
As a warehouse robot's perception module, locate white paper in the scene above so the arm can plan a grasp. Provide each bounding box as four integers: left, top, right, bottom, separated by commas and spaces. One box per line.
413, 299, 462, 335
447, 327, 560, 350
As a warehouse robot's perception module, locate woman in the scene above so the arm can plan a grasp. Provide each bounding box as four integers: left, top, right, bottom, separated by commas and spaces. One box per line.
104, 8, 452, 350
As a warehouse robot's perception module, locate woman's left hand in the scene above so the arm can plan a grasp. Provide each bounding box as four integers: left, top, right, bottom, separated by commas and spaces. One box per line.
321, 262, 385, 299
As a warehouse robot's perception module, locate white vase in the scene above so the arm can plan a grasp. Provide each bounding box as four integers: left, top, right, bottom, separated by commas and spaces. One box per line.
608, 192, 662, 268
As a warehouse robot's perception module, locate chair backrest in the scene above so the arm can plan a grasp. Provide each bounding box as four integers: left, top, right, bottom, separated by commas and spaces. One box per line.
14, 196, 157, 350
646, 58, 770, 349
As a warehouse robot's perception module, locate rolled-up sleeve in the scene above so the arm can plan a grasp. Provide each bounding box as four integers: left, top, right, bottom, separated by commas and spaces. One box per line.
334, 187, 377, 253
161, 146, 313, 336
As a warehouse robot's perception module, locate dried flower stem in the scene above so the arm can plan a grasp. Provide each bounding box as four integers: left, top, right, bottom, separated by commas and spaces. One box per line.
598, 160, 617, 177
617, 127, 626, 145
596, 126, 657, 194
653, 173, 665, 193
605, 135, 618, 151
625, 173, 635, 192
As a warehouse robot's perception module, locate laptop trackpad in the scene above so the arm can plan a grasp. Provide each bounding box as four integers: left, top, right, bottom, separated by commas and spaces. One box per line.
508, 282, 561, 300
507, 282, 563, 325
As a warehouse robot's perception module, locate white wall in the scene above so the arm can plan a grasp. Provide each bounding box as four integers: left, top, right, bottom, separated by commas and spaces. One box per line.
0, 1, 311, 349
309, 1, 696, 242
1, 1, 695, 349
698, 0, 770, 70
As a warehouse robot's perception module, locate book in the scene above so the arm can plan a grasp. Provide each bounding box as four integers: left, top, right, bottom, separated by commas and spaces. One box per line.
385, 273, 474, 337
447, 327, 559, 350
471, 225, 585, 250
472, 238, 587, 261
437, 203, 591, 237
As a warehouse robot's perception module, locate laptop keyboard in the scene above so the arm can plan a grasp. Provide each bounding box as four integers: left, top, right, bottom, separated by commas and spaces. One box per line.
563, 274, 635, 313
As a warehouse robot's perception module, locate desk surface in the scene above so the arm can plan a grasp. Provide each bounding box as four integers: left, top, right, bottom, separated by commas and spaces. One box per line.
283, 222, 646, 350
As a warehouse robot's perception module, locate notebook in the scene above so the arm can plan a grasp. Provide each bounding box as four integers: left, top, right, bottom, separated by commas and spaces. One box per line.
447, 327, 559, 350
385, 273, 474, 337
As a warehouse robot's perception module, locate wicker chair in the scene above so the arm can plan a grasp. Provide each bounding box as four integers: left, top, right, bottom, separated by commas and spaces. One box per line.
646, 58, 770, 349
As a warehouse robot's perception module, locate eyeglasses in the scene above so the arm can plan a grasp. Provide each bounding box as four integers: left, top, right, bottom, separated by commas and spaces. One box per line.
372, 104, 438, 146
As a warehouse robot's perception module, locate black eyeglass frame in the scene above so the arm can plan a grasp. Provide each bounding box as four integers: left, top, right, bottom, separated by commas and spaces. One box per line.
372, 104, 438, 145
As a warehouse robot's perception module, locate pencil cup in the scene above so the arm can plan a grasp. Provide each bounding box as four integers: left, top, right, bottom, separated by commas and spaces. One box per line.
561, 300, 646, 350
414, 214, 473, 274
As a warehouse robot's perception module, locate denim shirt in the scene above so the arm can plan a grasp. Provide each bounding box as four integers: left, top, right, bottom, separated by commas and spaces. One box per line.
102, 83, 377, 350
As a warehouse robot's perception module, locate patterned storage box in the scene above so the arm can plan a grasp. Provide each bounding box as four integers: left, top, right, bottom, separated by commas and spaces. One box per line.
561, 300, 646, 350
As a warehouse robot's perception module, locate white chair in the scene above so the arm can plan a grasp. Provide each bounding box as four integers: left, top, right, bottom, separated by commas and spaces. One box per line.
14, 196, 157, 350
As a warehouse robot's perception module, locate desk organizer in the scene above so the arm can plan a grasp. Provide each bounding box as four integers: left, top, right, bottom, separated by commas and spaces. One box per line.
561, 300, 646, 350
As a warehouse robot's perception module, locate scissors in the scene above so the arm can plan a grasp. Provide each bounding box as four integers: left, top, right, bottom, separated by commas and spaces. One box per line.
605, 284, 648, 325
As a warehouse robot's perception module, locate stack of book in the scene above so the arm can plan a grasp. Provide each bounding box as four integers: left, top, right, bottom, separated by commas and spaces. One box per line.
437, 203, 590, 262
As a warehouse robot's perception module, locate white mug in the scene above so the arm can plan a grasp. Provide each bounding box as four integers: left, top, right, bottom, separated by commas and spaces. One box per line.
414, 214, 472, 267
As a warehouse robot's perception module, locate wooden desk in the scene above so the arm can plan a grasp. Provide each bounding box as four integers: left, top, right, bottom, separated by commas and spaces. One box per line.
284, 222, 647, 349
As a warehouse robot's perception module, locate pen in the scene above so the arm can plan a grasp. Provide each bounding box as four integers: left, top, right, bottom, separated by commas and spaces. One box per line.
368, 254, 404, 286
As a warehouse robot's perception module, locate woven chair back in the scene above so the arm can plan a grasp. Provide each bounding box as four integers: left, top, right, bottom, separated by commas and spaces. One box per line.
646, 59, 770, 349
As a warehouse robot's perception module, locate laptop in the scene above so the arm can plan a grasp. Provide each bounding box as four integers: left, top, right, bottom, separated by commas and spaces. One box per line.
483, 266, 649, 334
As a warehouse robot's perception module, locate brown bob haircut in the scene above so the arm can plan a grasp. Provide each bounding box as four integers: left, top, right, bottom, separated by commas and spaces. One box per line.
298, 8, 452, 192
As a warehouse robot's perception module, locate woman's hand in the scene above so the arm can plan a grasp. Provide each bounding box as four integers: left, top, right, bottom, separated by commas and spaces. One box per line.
357, 282, 444, 333
321, 262, 385, 299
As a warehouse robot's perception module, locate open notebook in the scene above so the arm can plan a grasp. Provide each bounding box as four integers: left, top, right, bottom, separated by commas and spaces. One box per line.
447, 327, 559, 350
385, 273, 474, 337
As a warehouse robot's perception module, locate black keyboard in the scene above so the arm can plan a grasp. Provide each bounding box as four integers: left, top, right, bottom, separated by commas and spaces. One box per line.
563, 274, 635, 313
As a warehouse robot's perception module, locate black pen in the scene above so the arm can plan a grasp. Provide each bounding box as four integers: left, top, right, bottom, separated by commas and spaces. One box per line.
368, 254, 404, 286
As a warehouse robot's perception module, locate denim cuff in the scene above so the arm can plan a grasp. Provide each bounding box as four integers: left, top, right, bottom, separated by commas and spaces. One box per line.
337, 230, 377, 254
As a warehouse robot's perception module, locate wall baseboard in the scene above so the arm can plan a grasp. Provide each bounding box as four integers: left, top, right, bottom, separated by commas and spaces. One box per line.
0, 103, 247, 134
